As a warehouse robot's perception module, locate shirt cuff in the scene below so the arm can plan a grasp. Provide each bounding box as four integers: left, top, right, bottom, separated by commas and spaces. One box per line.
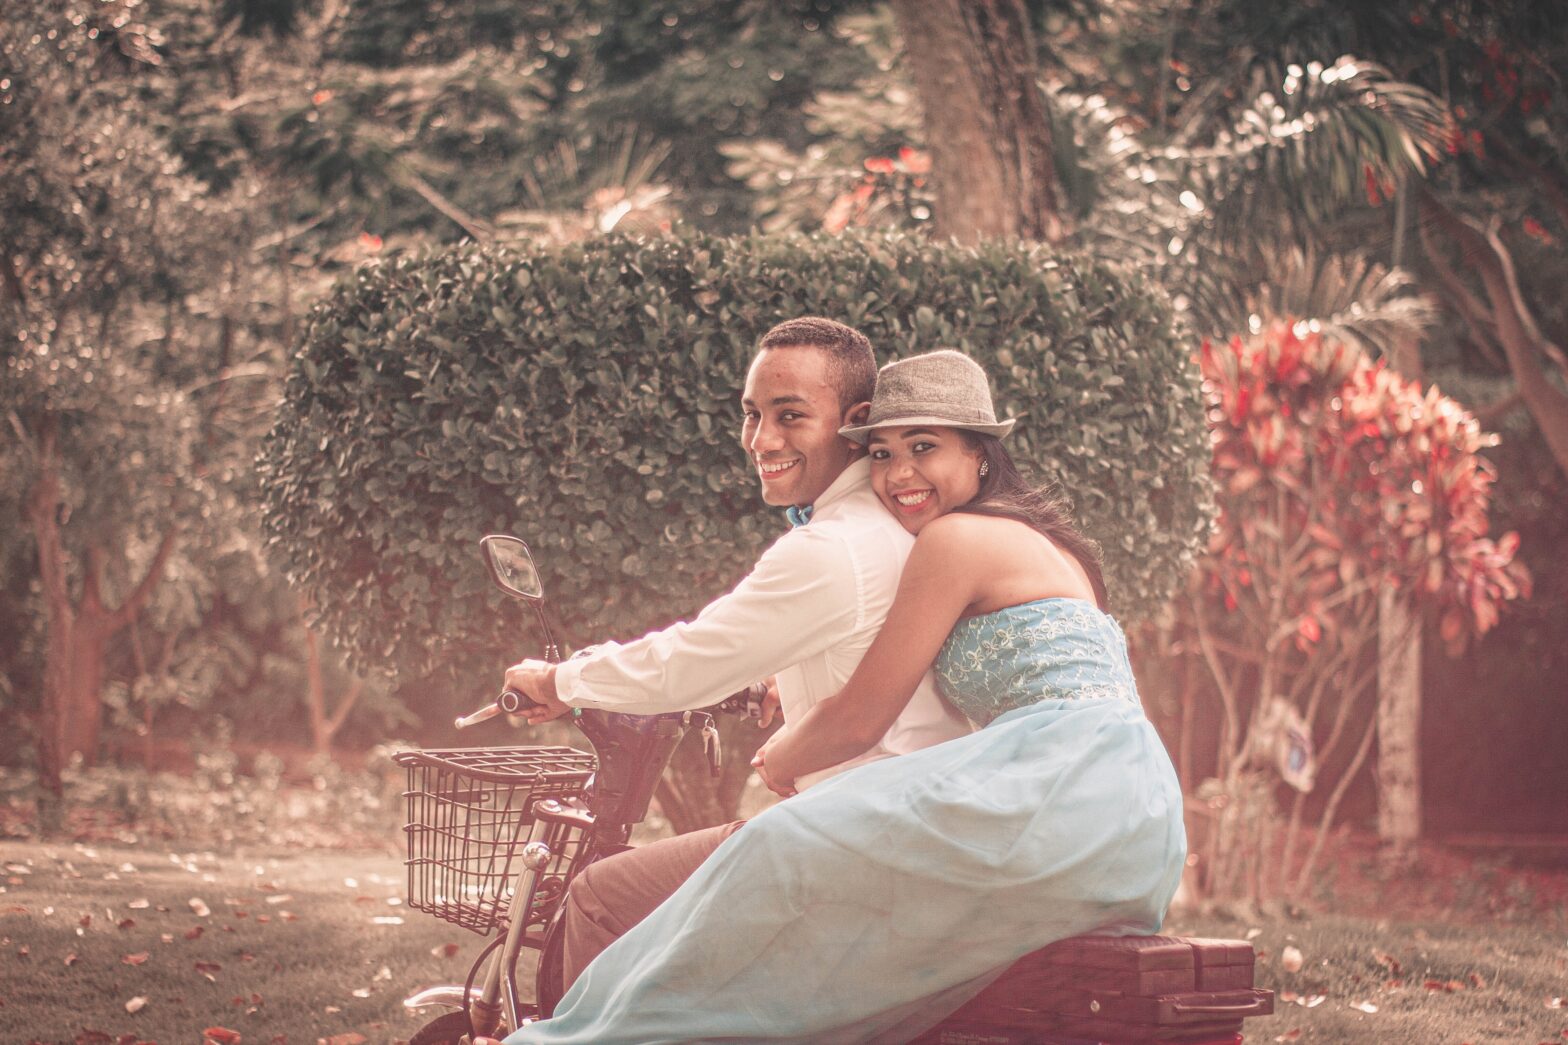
553, 656, 587, 706
552, 641, 623, 707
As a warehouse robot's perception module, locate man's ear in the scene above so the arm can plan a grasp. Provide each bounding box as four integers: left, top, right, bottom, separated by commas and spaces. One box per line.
839, 401, 872, 451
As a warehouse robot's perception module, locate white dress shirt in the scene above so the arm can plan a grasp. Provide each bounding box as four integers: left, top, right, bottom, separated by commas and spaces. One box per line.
553, 458, 973, 789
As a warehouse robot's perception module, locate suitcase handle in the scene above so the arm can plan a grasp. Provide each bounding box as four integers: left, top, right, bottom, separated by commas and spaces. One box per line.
1170, 995, 1270, 1016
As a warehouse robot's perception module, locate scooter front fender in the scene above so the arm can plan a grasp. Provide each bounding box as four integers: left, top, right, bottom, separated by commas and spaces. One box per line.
403, 984, 479, 1011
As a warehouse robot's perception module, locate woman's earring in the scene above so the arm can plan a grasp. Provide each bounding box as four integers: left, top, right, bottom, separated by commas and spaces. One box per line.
979, 460, 990, 478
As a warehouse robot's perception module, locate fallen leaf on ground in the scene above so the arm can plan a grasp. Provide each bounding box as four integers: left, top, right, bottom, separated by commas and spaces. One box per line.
195, 961, 223, 974
184, 926, 204, 940
350, 988, 371, 998
371, 916, 403, 925
117, 918, 136, 930
124, 997, 148, 1014
121, 952, 150, 966
1350, 1000, 1378, 1013
64, 952, 78, 966
1546, 996, 1564, 1008
1280, 945, 1304, 972
431, 943, 459, 959
317, 1034, 365, 1045
202, 1027, 241, 1044
373, 965, 391, 982
127, 899, 150, 910
263, 895, 292, 905
1273, 1032, 1302, 1042
189, 898, 211, 917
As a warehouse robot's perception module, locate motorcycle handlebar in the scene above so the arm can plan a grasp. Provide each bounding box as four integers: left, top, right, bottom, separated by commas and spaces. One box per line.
453, 681, 769, 731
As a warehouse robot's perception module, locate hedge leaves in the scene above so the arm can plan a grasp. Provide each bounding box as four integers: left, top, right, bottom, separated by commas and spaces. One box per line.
258, 232, 1212, 679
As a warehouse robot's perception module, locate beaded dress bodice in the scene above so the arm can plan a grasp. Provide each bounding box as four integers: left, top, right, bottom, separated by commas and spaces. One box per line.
934, 598, 1139, 727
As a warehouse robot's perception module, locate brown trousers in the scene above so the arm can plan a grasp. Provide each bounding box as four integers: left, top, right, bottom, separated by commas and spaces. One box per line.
562, 820, 746, 989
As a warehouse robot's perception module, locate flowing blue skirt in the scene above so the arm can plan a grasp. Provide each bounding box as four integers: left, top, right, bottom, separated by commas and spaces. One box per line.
507, 696, 1186, 1044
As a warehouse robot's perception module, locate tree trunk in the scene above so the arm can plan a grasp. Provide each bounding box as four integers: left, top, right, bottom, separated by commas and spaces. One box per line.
27, 419, 76, 797
1376, 586, 1422, 849
24, 417, 178, 792
300, 595, 364, 758
889, 0, 1067, 244
1421, 190, 1568, 480
1377, 192, 1424, 850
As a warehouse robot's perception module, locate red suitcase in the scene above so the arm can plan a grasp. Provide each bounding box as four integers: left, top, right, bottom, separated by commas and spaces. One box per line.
912, 935, 1273, 1045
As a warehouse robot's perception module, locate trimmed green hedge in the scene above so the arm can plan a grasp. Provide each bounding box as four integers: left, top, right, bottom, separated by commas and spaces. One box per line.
258, 232, 1212, 679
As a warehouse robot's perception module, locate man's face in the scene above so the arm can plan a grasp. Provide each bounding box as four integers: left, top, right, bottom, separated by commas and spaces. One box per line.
740, 346, 860, 507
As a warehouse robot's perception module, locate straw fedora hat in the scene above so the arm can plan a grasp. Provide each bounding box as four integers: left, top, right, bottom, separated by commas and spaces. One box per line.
839, 349, 1016, 443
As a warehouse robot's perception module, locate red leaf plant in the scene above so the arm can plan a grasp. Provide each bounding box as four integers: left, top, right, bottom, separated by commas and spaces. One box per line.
1166, 321, 1528, 903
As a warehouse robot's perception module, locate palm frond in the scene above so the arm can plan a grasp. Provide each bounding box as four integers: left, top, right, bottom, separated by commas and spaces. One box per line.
1228, 246, 1438, 357
1171, 57, 1451, 250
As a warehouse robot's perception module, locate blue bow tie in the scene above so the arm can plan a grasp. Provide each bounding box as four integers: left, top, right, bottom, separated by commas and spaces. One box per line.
785, 504, 814, 528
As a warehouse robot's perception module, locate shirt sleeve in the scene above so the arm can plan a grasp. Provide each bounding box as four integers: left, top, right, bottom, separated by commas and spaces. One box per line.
553, 528, 861, 715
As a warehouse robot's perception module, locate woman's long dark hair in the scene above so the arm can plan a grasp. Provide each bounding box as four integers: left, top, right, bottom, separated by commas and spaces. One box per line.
956, 433, 1109, 610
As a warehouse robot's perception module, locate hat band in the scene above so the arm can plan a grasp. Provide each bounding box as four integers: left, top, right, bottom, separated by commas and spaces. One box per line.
867, 400, 998, 426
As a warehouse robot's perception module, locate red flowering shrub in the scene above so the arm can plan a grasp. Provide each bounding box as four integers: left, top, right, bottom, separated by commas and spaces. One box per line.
1171, 321, 1528, 900
1199, 322, 1527, 656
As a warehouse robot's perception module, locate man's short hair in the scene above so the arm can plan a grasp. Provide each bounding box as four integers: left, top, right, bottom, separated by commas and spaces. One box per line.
756, 317, 877, 411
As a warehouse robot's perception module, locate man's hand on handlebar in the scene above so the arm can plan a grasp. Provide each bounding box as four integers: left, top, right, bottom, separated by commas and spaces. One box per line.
503, 659, 572, 724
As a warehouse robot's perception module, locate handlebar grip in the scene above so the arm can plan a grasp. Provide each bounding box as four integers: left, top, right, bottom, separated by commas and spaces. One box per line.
498, 687, 543, 714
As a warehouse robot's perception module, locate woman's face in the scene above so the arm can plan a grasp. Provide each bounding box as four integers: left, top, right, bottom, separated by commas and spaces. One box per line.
868, 425, 985, 534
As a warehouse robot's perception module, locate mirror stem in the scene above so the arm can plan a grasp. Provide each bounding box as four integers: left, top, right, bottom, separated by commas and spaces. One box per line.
532, 602, 561, 664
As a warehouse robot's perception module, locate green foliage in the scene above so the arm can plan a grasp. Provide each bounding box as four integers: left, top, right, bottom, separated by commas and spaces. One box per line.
259, 232, 1211, 680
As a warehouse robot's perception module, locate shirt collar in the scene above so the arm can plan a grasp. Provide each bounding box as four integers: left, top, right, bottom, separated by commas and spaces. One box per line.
805, 457, 871, 520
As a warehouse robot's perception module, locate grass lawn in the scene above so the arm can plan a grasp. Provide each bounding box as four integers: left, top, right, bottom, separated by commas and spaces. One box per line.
2, 839, 1565, 1044
1166, 911, 1567, 1044
0, 841, 486, 1045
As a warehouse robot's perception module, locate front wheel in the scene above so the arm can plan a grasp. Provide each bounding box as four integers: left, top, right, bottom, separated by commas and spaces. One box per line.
408, 1010, 472, 1045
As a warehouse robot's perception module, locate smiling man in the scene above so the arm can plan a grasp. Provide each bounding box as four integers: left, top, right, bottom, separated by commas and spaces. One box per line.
502, 316, 972, 992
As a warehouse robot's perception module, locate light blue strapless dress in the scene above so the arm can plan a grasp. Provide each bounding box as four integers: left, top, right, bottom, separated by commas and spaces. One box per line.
508, 599, 1186, 1044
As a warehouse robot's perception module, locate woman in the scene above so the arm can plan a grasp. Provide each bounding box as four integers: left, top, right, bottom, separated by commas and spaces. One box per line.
503, 350, 1185, 1044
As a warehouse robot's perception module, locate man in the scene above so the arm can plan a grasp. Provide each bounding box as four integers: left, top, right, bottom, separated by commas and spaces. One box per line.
503, 316, 972, 989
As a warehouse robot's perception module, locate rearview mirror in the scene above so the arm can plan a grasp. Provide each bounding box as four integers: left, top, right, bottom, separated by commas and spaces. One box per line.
480, 535, 544, 601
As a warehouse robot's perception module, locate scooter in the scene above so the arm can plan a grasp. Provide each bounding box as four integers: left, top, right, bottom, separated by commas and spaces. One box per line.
397, 535, 764, 1043
396, 535, 1274, 1044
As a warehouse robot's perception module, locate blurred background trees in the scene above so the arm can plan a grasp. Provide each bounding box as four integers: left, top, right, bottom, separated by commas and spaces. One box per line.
3, 0, 1564, 860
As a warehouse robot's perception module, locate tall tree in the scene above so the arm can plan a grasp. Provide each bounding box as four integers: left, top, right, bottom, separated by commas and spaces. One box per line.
1, 0, 271, 796
888, 0, 1068, 242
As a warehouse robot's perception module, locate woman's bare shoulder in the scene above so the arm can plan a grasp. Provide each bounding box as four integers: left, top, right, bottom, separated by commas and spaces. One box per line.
913, 512, 1036, 559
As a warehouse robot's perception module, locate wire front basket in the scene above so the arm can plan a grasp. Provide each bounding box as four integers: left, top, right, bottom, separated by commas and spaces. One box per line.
396, 746, 596, 935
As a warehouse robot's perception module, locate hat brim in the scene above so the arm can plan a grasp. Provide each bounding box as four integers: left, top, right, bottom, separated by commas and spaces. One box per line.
839, 415, 1016, 444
